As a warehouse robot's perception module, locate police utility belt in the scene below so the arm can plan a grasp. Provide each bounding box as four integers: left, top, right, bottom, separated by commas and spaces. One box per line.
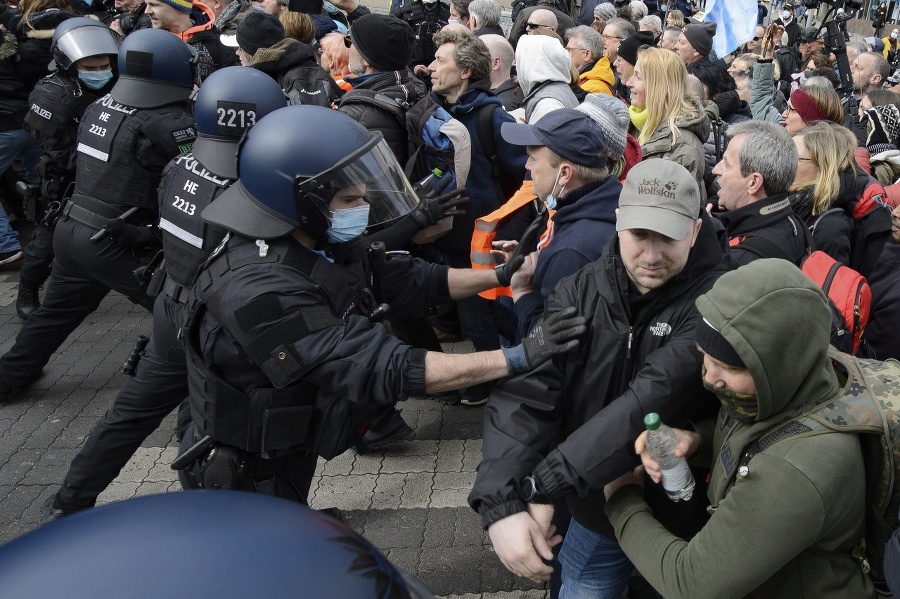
161, 275, 190, 305
63, 194, 134, 231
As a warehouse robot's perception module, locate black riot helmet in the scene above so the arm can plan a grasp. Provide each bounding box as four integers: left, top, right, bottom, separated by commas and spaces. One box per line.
111, 28, 198, 109
51, 17, 120, 74
0, 492, 434, 598
203, 105, 420, 240
192, 66, 287, 180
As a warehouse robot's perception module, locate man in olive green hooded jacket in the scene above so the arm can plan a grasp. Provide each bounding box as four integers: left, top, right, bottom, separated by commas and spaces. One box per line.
604, 259, 875, 599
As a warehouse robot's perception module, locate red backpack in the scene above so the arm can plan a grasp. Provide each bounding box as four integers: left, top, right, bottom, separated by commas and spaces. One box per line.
801, 250, 872, 354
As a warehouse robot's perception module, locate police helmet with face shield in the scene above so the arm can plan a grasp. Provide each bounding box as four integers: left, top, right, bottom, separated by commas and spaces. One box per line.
203, 105, 420, 240
111, 28, 198, 109
192, 66, 288, 179
51, 17, 120, 74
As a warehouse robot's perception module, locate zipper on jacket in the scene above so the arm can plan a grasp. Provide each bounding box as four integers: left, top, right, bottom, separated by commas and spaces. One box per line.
626, 326, 633, 359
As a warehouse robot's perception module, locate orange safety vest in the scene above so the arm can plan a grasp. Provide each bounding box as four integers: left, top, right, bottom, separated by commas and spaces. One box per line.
470, 180, 554, 299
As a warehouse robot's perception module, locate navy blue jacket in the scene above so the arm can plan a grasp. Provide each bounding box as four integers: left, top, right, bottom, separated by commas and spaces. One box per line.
516, 176, 620, 339
435, 79, 527, 265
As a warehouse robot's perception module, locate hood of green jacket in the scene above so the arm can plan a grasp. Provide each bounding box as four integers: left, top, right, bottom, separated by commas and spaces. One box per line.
695, 259, 840, 503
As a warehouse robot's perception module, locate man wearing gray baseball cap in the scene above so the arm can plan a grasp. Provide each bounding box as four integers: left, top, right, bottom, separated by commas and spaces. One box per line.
470, 158, 729, 597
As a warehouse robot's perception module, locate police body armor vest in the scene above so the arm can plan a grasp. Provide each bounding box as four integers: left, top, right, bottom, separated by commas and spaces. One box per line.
24, 73, 97, 176
158, 153, 233, 288
183, 235, 381, 460
74, 94, 197, 213
396, 0, 449, 64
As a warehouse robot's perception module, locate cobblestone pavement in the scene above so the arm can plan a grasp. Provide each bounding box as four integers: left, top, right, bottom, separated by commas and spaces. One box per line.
0, 223, 548, 598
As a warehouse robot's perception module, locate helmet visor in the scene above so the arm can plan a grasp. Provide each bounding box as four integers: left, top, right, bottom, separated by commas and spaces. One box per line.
297, 136, 420, 229
55, 26, 119, 67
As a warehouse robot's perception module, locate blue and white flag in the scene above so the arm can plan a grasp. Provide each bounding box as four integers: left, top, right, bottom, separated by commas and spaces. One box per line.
704, 0, 758, 57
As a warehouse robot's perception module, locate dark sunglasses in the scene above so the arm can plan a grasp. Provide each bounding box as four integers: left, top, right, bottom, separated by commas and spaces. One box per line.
752, 36, 761, 40
526, 21, 543, 30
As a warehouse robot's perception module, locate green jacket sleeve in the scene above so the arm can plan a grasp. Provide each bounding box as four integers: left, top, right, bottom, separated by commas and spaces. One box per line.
605, 453, 827, 599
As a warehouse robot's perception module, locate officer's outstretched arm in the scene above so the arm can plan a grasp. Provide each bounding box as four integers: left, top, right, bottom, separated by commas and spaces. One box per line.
423, 307, 586, 393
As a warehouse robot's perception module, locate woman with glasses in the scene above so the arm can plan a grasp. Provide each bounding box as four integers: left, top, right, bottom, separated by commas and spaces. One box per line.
781, 86, 842, 134
788, 121, 860, 267
626, 46, 710, 200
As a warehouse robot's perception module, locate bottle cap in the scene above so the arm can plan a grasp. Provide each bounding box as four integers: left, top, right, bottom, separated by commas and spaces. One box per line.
644, 412, 661, 431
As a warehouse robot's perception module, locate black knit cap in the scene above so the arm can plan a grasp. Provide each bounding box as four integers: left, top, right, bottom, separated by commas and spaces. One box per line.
237, 11, 285, 56
696, 317, 745, 368
617, 30, 654, 66
682, 21, 716, 57
349, 14, 415, 72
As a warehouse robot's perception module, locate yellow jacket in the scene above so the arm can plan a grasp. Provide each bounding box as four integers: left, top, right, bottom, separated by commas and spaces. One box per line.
578, 57, 615, 95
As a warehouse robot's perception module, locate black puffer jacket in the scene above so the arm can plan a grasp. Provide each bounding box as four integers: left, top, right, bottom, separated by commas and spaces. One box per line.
249, 38, 342, 108
469, 211, 729, 537
789, 168, 858, 267
0, 9, 74, 132
338, 69, 425, 165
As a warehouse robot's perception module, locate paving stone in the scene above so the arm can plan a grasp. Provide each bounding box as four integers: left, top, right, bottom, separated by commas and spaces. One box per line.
435, 439, 465, 472
363, 507, 427, 549
372, 472, 405, 509
97, 481, 140, 504
0, 447, 41, 485
380, 452, 437, 474
19, 447, 75, 485
399, 471, 433, 508
319, 448, 356, 476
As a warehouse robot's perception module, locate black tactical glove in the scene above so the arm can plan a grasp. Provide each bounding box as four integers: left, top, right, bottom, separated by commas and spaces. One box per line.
502, 307, 587, 374
408, 186, 469, 229
101, 218, 158, 249
494, 211, 547, 287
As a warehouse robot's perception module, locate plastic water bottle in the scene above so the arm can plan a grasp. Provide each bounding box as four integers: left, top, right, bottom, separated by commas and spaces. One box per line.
644, 412, 695, 502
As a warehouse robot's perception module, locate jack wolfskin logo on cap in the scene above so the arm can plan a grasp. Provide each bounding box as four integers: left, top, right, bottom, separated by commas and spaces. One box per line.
637, 178, 677, 199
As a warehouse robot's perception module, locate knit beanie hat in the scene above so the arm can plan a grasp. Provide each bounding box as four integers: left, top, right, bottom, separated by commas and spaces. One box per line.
696, 316, 746, 368
576, 93, 629, 160
616, 30, 654, 66
863, 104, 900, 150
789, 88, 825, 124
158, 0, 192, 13
594, 2, 617, 20
682, 22, 716, 56
235, 11, 285, 55
349, 14, 415, 72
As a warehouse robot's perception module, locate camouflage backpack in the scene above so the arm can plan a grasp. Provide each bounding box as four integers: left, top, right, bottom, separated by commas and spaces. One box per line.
738, 347, 900, 592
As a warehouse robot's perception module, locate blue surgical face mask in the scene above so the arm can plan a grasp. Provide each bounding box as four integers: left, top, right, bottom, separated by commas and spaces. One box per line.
323, 0, 338, 12
78, 69, 114, 90
326, 204, 370, 243
544, 165, 565, 210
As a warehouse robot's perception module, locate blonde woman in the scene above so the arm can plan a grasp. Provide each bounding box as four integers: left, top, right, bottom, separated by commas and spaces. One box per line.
665, 9, 684, 27
789, 121, 859, 266
626, 46, 709, 198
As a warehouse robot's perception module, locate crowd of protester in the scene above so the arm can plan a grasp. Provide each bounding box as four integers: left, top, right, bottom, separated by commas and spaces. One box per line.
1, 0, 900, 596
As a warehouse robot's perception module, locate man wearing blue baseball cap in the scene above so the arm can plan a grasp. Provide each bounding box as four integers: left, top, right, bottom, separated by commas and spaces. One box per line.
492, 95, 629, 339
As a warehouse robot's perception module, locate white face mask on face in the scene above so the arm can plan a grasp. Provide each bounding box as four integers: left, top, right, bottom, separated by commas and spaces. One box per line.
780, 10, 791, 21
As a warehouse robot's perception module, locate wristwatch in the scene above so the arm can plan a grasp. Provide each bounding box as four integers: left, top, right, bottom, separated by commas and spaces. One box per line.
520, 474, 552, 504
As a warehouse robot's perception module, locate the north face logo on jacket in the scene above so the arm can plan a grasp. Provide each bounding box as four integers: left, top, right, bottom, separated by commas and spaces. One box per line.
650, 322, 672, 337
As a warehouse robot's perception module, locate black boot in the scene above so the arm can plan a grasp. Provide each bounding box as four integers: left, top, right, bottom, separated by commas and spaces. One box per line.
40, 492, 89, 525
15, 286, 40, 320
356, 409, 414, 454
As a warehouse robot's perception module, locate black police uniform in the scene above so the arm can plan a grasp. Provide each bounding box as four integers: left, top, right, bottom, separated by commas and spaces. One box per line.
21, 72, 106, 300
55, 152, 231, 510
178, 234, 451, 501
0, 93, 196, 390
390, 0, 449, 67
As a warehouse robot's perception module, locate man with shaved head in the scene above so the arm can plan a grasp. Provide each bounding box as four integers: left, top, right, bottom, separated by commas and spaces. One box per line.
481, 33, 523, 109
527, 8, 558, 34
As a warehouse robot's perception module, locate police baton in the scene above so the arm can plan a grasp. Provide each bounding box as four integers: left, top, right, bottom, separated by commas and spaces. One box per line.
90, 207, 140, 244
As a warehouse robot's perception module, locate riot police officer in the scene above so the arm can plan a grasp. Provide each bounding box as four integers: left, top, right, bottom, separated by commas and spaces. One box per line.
42, 67, 288, 520
0, 29, 197, 403
18, 17, 120, 321
176, 105, 585, 503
